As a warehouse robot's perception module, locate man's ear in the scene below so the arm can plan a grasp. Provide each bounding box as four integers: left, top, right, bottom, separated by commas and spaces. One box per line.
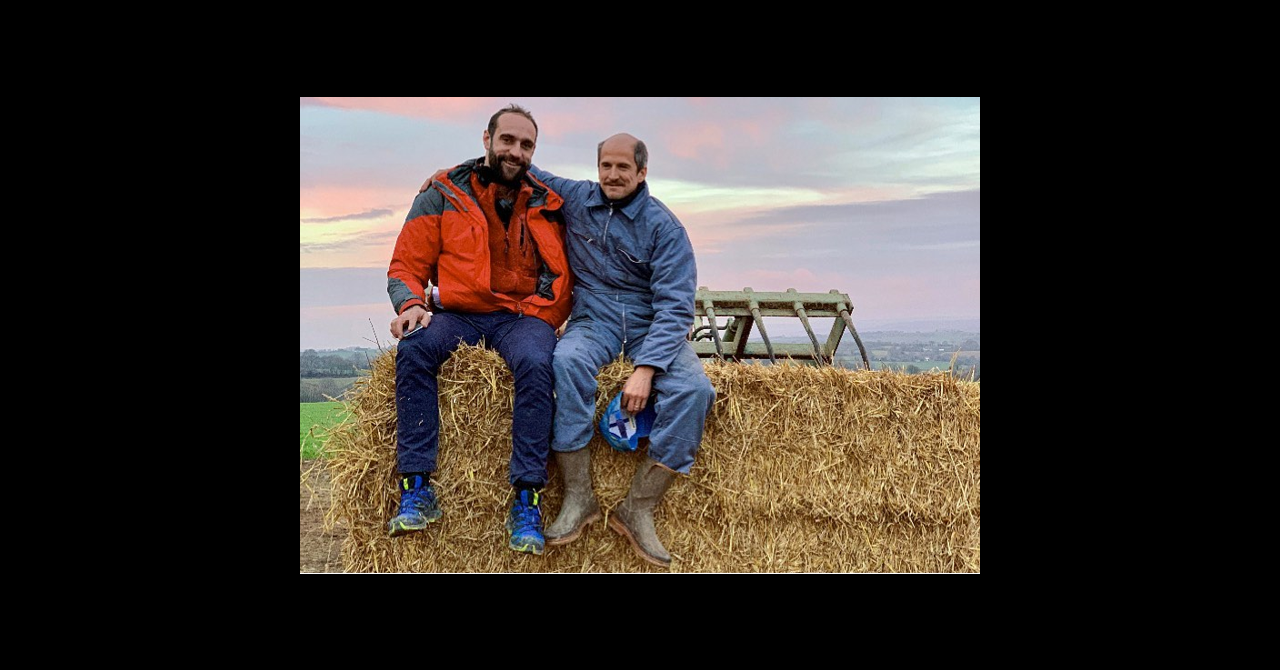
482, 130, 491, 151
637, 167, 648, 183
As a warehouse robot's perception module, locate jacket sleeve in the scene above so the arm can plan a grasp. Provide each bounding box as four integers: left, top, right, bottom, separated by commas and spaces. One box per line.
630, 223, 698, 374
529, 164, 595, 204
387, 187, 444, 314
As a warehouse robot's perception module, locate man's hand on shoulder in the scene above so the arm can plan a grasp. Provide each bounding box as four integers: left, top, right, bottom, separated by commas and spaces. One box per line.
418, 168, 450, 193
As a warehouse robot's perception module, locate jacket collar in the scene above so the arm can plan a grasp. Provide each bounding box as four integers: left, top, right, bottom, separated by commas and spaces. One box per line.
587, 180, 650, 219
445, 157, 552, 205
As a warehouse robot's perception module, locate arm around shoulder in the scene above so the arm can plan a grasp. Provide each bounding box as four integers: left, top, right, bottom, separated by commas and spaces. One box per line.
529, 164, 593, 201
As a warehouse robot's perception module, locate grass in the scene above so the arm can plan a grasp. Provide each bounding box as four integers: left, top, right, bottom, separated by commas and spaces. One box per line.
301, 401, 348, 459
300, 377, 359, 403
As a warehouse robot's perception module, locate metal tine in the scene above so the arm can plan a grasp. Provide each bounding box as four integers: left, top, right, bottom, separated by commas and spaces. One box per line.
745, 287, 776, 364
788, 288, 826, 365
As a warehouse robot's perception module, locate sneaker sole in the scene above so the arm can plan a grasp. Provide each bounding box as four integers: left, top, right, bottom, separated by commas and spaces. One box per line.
508, 539, 544, 555
387, 513, 442, 538
607, 515, 671, 568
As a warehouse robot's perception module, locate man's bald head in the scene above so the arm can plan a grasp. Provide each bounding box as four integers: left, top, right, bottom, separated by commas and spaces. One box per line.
597, 134, 648, 172
597, 134, 649, 201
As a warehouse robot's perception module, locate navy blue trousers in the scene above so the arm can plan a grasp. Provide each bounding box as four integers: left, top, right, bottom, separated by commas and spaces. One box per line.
395, 311, 556, 487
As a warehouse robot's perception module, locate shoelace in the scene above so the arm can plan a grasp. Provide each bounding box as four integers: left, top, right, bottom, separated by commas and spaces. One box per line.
511, 501, 542, 532
402, 486, 436, 513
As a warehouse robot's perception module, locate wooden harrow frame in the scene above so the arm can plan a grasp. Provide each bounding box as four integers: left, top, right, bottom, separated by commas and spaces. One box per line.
689, 288, 870, 368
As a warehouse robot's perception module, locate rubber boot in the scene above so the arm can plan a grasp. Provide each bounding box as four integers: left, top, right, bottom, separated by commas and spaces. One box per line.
545, 449, 601, 546
608, 457, 676, 567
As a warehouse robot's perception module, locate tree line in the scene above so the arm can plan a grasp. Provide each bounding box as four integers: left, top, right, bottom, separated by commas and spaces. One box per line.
301, 377, 357, 403
301, 350, 373, 378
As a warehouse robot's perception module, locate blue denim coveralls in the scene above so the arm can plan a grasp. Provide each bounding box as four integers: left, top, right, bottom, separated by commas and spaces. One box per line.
530, 167, 715, 473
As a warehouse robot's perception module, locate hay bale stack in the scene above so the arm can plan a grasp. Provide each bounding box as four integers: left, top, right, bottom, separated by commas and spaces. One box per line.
325, 345, 980, 572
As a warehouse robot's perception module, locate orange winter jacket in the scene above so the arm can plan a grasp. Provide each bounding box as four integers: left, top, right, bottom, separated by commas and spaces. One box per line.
388, 158, 573, 329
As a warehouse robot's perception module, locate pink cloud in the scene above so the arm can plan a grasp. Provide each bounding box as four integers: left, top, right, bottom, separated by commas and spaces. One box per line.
801, 97, 885, 131
743, 268, 845, 291
693, 268, 976, 324
658, 111, 783, 168
309, 97, 616, 143
533, 100, 617, 140
664, 123, 725, 162
309, 97, 501, 122
843, 274, 976, 320
300, 185, 411, 220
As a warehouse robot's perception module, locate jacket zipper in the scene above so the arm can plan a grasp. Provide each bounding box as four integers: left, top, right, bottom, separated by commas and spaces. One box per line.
621, 303, 627, 356
433, 181, 469, 212
434, 180, 481, 242
602, 205, 624, 355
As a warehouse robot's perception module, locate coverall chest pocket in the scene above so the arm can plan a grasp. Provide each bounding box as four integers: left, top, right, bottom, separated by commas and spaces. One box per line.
615, 241, 652, 266
568, 227, 606, 276
614, 242, 652, 281
616, 245, 648, 264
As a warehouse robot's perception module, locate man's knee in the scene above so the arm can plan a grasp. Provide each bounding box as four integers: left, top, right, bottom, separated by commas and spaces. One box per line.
664, 365, 714, 399
677, 375, 715, 415
694, 374, 716, 407
553, 340, 596, 377
397, 327, 463, 372
508, 344, 554, 379
396, 331, 434, 364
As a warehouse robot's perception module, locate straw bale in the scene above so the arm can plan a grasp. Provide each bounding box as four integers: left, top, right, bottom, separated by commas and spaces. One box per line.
324, 345, 980, 572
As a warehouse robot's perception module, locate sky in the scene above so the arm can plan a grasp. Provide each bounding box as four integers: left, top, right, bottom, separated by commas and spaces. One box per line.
300, 97, 980, 351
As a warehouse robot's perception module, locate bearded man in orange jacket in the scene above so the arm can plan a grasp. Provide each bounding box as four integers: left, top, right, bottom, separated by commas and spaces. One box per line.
385, 104, 572, 555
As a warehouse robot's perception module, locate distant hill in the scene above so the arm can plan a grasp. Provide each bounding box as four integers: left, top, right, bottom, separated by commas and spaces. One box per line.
300, 332, 979, 382
768, 331, 979, 346
301, 346, 383, 362
300, 332, 981, 355
854, 318, 981, 332
857, 330, 979, 345
301, 347, 380, 379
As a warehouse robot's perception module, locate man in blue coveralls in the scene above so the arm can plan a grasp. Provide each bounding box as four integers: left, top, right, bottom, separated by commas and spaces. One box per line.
529, 134, 716, 567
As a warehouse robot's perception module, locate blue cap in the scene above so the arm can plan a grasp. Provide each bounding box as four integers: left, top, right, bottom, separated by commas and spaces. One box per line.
600, 392, 656, 452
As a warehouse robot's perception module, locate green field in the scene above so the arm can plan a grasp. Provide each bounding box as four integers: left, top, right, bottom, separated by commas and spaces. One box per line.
300, 401, 348, 459
300, 377, 359, 403
870, 361, 961, 372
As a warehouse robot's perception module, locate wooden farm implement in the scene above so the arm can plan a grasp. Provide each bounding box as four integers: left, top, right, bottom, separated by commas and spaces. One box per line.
689, 288, 869, 368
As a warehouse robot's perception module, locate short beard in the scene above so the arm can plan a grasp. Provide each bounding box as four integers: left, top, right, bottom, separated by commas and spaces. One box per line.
486, 146, 529, 183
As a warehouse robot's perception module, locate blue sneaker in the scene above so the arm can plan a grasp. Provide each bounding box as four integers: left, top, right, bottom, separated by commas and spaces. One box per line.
506, 489, 545, 555
388, 475, 442, 537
